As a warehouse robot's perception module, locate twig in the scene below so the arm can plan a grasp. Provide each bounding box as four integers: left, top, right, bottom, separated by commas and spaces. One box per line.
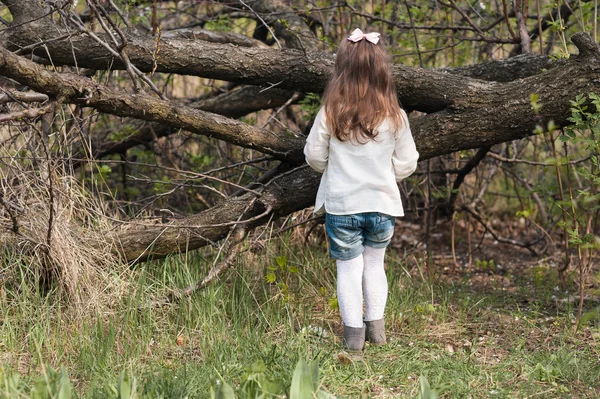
65, 9, 167, 99
402, 0, 424, 67
172, 227, 247, 301
0, 155, 272, 178
515, 0, 531, 53
127, 166, 262, 195
500, 164, 549, 225
461, 204, 541, 255
274, 215, 322, 235
448, 146, 491, 212
106, 0, 131, 28
0, 8, 59, 34
0, 87, 48, 104
99, 203, 273, 230
14, 32, 83, 55
0, 191, 19, 233
260, 92, 301, 129
489, 151, 592, 166
239, 0, 281, 49
0, 105, 54, 123
437, 0, 492, 40
501, 0, 518, 41
84, 1, 141, 93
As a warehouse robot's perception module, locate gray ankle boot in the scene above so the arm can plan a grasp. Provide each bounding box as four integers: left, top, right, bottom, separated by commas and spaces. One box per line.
365, 318, 386, 345
342, 324, 366, 352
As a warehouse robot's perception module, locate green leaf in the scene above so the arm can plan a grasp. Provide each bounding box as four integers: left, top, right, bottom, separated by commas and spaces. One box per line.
328, 296, 338, 310
99, 165, 112, 175
265, 272, 277, 284
290, 359, 316, 399
418, 375, 439, 399
534, 125, 544, 135
118, 371, 131, 399
582, 233, 594, 244
57, 368, 72, 399
310, 361, 320, 392
214, 381, 236, 399
516, 210, 531, 218
317, 391, 337, 399
276, 256, 287, 269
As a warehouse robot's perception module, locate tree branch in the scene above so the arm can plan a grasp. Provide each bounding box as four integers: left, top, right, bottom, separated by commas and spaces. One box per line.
0, 45, 305, 162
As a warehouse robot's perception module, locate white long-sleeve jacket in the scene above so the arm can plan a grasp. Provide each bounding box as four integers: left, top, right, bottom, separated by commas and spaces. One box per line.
304, 107, 419, 216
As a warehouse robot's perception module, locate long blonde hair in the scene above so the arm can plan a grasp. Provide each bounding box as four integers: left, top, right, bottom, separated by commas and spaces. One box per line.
323, 33, 403, 143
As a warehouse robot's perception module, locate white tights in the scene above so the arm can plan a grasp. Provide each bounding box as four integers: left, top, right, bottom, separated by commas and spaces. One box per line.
336, 246, 388, 328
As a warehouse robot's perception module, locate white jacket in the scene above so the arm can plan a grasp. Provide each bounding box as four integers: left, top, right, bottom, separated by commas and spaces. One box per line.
304, 107, 419, 216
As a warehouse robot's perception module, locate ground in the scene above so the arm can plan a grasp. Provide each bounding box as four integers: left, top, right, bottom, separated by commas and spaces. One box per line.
0, 217, 599, 398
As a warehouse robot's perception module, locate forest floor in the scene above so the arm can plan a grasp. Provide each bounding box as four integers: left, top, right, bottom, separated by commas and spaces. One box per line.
1, 219, 599, 398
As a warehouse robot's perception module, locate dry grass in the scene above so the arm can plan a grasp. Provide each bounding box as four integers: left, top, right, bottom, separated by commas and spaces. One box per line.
1, 130, 130, 315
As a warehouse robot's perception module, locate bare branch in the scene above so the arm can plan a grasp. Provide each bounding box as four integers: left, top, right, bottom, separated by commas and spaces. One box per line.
0, 45, 305, 162
0, 90, 48, 104
0, 104, 53, 122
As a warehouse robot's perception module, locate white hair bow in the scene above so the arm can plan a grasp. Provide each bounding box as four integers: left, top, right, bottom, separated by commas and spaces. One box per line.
347, 28, 380, 44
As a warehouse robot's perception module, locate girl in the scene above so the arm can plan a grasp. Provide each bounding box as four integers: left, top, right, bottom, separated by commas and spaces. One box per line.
304, 28, 419, 352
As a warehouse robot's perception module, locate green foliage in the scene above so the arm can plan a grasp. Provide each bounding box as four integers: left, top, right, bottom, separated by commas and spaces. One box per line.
187, 152, 215, 170
416, 375, 440, 399
298, 93, 322, 121
475, 258, 496, 270
0, 367, 73, 399
265, 255, 299, 303
559, 93, 600, 250
118, 371, 133, 399
107, 124, 139, 142
205, 15, 233, 32
209, 359, 333, 399
530, 93, 543, 116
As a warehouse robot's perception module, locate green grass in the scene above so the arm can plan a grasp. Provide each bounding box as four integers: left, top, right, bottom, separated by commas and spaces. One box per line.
1, 235, 599, 398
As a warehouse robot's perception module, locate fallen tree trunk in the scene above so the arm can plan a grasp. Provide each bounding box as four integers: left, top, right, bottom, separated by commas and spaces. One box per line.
0, 0, 566, 114
0, 45, 305, 162
2, 34, 597, 166
111, 35, 600, 262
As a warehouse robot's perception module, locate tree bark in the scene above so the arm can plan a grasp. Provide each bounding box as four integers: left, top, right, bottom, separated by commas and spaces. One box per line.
3, 36, 598, 168
0, 45, 305, 162
0, 0, 559, 114
88, 86, 295, 160
110, 33, 600, 262
438, 53, 565, 82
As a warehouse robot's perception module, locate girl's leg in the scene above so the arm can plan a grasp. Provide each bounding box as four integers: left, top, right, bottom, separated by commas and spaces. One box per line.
326, 213, 367, 351
336, 254, 364, 328
362, 245, 388, 321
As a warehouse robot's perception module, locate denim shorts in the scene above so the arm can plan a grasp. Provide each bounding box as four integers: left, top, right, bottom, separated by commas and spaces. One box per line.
325, 212, 396, 261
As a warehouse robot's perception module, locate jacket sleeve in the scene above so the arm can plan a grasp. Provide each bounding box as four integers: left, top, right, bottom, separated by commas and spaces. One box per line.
392, 111, 420, 182
303, 107, 330, 173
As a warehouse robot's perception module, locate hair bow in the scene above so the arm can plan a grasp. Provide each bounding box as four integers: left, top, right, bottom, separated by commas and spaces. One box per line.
347, 28, 380, 44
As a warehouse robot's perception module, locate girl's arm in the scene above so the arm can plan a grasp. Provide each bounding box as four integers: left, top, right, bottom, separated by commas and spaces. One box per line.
303, 108, 330, 173
392, 113, 420, 182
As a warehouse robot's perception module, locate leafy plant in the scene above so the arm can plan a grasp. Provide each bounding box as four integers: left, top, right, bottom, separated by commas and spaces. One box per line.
298, 93, 322, 121
211, 359, 334, 399
416, 375, 440, 399
265, 255, 299, 303
0, 366, 73, 399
